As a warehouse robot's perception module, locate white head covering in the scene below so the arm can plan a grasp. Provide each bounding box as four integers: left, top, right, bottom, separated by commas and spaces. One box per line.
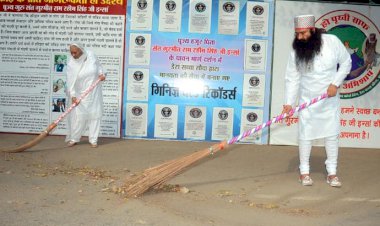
69, 43, 87, 63
294, 15, 315, 31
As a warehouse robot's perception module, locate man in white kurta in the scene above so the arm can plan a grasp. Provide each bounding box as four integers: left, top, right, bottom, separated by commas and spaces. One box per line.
65, 43, 106, 148
282, 15, 351, 187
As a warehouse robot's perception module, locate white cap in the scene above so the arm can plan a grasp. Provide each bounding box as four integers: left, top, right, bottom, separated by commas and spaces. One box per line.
294, 15, 315, 30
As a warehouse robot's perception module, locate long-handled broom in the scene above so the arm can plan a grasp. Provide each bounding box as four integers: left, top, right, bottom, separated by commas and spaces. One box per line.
1, 78, 103, 153
121, 93, 329, 198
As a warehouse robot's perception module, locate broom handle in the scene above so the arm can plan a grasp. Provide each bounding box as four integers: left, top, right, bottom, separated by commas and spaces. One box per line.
53, 77, 102, 126
227, 93, 329, 145
1, 78, 103, 153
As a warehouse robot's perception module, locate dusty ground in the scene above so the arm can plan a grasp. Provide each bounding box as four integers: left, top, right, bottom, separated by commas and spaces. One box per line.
0, 133, 379, 226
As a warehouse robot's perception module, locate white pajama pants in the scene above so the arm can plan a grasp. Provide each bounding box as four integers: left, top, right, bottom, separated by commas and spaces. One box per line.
298, 135, 339, 176
69, 117, 101, 144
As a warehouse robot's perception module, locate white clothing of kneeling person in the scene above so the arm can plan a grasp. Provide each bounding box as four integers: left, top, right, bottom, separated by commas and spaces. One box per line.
65, 43, 106, 148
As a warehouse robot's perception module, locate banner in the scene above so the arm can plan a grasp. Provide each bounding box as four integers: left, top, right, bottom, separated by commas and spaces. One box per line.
270, 1, 380, 148
0, 1, 126, 138
123, 0, 275, 143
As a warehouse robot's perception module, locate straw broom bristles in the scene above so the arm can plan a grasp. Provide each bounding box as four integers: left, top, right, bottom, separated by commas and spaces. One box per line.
121, 93, 329, 198
121, 141, 228, 198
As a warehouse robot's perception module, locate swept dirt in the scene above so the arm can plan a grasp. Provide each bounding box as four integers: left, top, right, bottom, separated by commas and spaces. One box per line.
1, 134, 379, 226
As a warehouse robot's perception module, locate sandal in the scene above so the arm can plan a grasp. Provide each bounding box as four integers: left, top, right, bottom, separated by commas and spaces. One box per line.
327, 176, 342, 187
299, 174, 313, 186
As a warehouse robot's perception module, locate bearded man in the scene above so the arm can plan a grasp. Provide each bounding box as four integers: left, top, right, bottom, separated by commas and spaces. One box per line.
282, 15, 352, 187
65, 43, 106, 148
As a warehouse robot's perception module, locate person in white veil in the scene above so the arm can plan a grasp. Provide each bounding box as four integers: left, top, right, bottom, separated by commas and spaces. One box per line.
65, 43, 106, 148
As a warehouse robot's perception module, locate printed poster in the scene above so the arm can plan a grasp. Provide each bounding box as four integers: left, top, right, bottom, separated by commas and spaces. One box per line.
184, 105, 206, 140
158, 0, 183, 32
188, 0, 212, 34
211, 107, 234, 140
246, 1, 269, 36
244, 39, 267, 71
240, 108, 263, 143
217, 0, 240, 35
128, 33, 152, 66
127, 68, 150, 101
126, 103, 148, 137
154, 104, 178, 138
130, 0, 154, 31
242, 73, 266, 107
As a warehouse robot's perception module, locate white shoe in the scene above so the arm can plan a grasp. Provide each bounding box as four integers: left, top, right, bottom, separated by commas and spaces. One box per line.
299, 175, 313, 186
67, 141, 76, 147
327, 176, 342, 187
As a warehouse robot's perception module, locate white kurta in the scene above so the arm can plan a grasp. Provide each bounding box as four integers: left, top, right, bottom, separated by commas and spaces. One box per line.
285, 34, 352, 140
65, 50, 104, 142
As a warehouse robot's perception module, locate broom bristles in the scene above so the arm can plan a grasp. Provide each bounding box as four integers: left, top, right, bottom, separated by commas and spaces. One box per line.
121, 94, 329, 198
122, 142, 227, 198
